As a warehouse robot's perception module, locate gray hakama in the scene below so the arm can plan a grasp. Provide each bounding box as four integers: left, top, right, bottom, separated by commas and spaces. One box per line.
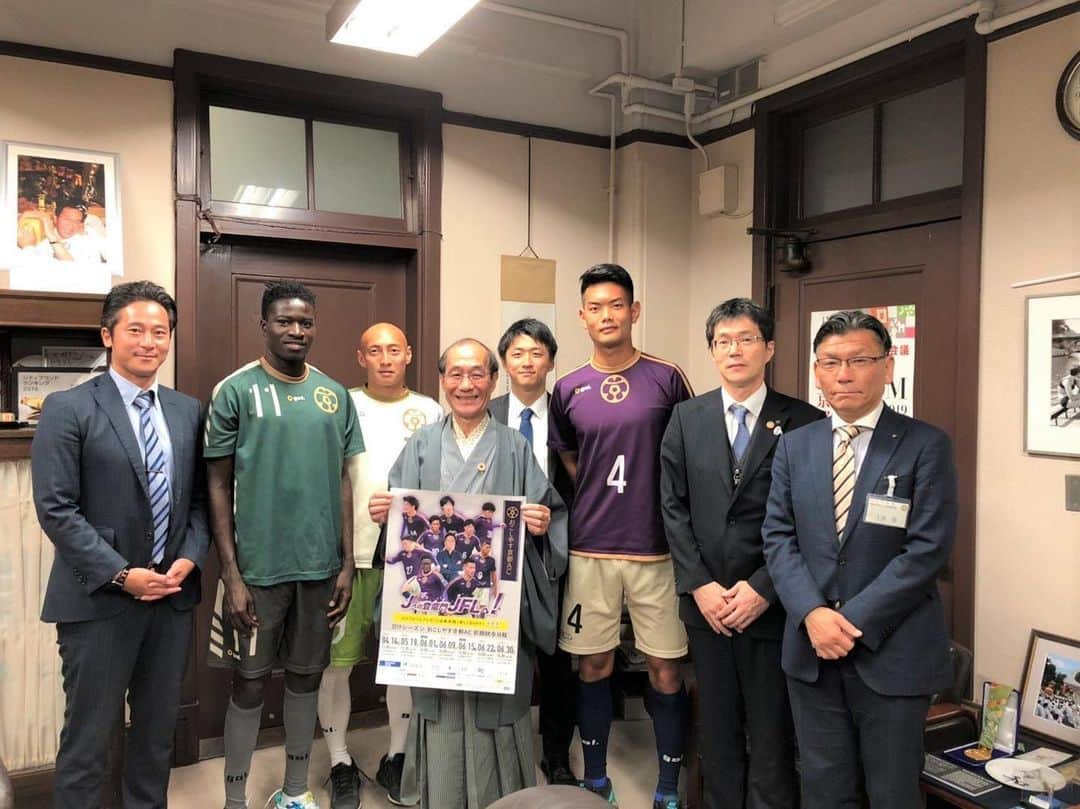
389, 415, 568, 809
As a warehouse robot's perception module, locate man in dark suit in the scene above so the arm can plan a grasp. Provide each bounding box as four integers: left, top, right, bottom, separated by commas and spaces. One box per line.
490, 317, 578, 786
32, 281, 209, 809
763, 310, 957, 809
660, 298, 823, 809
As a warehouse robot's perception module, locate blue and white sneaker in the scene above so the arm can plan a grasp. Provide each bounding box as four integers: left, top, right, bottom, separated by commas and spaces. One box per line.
265, 789, 319, 809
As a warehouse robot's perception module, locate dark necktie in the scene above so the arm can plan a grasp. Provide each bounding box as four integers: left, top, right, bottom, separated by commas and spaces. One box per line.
133, 391, 170, 563
519, 407, 534, 447
730, 403, 751, 460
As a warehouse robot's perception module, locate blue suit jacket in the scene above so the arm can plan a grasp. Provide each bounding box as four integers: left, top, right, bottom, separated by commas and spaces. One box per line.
762, 405, 956, 697
32, 372, 210, 623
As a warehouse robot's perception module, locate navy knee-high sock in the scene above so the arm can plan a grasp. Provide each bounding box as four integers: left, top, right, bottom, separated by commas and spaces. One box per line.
578, 677, 613, 784
647, 685, 688, 798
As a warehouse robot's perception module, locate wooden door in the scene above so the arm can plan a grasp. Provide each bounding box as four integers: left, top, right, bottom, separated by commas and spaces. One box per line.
191, 235, 408, 746
769, 219, 967, 639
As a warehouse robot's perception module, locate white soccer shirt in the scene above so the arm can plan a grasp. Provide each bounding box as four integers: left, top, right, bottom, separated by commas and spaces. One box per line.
350, 386, 443, 567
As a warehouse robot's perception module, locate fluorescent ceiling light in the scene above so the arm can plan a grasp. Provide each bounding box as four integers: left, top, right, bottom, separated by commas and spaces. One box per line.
327, 0, 482, 57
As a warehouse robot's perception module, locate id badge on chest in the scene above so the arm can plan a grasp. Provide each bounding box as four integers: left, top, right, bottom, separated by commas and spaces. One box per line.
863, 474, 910, 529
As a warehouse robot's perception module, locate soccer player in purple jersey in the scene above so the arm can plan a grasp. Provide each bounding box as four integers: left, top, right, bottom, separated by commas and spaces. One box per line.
472, 539, 499, 599
457, 519, 481, 557
418, 515, 444, 552
474, 502, 502, 542
444, 559, 481, 602
549, 264, 693, 809
386, 536, 437, 580
414, 558, 448, 601
400, 495, 429, 541
438, 495, 466, 535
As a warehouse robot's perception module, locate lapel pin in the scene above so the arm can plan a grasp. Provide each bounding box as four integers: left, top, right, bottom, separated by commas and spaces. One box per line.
766, 420, 775, 429
477, 462, 486, 472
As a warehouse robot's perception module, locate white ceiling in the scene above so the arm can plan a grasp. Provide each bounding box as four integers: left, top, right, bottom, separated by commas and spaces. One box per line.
3, 0, 1050, 135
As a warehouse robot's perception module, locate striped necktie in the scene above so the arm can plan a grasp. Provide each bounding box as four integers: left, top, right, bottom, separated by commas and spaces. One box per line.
133, 390, 170, 564
833, 424, 867, 540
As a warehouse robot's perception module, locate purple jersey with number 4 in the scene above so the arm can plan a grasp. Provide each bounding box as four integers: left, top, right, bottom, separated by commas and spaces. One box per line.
549, 352, 692, 558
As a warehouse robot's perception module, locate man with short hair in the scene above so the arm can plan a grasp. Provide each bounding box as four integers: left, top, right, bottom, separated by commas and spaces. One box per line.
369, 337, 567, 809
317, 321, 443, 808
206, 281, 364, 809
439, 495, 466, 535
419, 516, 444, 552
32, 281, 208, 809
401, 495, 429, 541
550, 264, 693, 809
436, 533, 468, 580
763, 310, 958, 809
472, 539, 499, 601
491, 316, 578, 786
660, 298, 823, 808
457, 519, 481, 557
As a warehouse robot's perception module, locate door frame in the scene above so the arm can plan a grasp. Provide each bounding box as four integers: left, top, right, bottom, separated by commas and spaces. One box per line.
750, 19, 986, 654
172, 50, 444, 763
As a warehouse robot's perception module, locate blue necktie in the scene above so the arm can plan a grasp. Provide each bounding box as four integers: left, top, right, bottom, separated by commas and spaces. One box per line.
730, 403, 751, 461
519, 407, 534, 447
133, 391, 170, 564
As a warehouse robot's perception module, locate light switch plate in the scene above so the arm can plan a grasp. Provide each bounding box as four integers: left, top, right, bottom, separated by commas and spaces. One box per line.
1067, 475, 1080, 512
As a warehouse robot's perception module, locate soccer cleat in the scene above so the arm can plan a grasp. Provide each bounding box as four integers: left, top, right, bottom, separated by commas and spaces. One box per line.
652, 795, 683, 809
327, 758, 363, 809
376, 753, 413, 806
265, 789, 319, 809
580, 778, 618, 806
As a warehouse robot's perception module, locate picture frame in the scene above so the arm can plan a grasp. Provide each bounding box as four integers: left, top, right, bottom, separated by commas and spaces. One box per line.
41, 345, 107, 370
1018, 629, 1080, 751
1025, 293, 1080, 457
1, 141, 122, 294
13, 367, 102, 424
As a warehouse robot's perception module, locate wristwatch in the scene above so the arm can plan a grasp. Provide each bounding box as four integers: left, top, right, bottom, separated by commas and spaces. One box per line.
111, 565, 131, 591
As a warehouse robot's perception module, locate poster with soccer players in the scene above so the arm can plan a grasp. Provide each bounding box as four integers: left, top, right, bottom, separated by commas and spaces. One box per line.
808, 304, 916, 417
376, 489, 526, 695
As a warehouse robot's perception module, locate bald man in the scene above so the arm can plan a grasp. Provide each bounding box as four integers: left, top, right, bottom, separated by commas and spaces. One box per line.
318, 323, 443, 809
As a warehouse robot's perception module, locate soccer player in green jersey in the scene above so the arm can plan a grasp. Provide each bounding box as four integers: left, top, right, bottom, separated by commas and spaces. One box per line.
206, 281, 364, 809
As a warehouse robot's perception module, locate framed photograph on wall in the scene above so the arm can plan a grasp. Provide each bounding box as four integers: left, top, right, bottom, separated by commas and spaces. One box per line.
1, 141, 121, 293
1018, 629, 1080, 751
1025, 293, 1080, 457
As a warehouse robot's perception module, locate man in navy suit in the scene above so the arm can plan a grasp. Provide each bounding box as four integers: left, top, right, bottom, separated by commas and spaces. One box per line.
763, 310, 957, 809
32, 281, 209, 809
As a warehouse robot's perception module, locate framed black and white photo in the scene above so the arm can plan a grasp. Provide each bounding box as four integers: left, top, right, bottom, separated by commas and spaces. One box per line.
1, 142, 121, 294
1018, 629, 1080, 751
13, 367, 101, 424
1025, 294, 1080, 457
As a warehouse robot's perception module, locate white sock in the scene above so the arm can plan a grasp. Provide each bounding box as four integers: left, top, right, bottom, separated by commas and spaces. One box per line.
386, 685, 412, 756
317, 665, 354, 767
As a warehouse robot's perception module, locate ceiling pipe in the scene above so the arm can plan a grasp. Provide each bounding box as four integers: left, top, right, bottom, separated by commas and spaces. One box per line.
974, 0, 1074, 32
589, 72, 715, 98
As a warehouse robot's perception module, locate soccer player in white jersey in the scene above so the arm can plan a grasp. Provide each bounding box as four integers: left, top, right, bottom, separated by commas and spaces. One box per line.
317, 323, 442, 808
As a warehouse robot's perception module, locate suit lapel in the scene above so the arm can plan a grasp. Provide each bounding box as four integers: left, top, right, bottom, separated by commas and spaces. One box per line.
93, 374, 150, 497
732, 389, 787, 500
159, 389, 184, 506
840, 407, 906, 545
810, 420, 837, 538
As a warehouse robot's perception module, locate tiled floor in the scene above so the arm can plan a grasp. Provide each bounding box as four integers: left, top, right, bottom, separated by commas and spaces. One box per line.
167, 709, 672, 809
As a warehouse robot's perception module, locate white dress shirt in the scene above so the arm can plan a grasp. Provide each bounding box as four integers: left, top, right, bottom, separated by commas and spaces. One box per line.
721, 383, 768, 445
830, 400, 885, 479
508, 391, 549, 476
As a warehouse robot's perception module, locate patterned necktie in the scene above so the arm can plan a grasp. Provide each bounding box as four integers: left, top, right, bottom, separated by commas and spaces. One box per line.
133, 391, 170, 563
833, 424, 866, 539
730, 403, 751, 460
519, 407, 534, 447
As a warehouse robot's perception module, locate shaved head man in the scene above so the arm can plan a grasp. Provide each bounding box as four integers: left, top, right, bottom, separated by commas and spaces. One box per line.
318, 322, 443, 808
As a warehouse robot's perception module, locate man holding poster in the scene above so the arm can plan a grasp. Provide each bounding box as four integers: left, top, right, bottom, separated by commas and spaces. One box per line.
369, 337, 568, 809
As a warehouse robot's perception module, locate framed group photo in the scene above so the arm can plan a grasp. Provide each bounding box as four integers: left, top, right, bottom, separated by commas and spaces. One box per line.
1025, 293, 1080, 457
1018, 629, 1080, 751
1, 141, 121, 293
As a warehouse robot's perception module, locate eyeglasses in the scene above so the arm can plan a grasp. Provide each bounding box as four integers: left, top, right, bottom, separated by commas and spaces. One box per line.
815, 355, 887, 372
712, 335, 765, 351
443, 370, 490, 384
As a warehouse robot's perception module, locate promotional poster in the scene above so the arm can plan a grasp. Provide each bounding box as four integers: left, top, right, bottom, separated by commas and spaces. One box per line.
376, 488, 526, 695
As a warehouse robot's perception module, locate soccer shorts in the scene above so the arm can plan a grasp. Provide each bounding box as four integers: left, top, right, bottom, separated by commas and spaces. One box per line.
329, 568, 383, 667
213, 576, 336, 678
558, 555, 687, 658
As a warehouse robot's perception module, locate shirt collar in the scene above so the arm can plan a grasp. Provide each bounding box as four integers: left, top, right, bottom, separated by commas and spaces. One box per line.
830, 399, 885, 433
109, 367, 159, 407
452, 413, 491, 442
508, 390, 548, 421
721, 383, 767, 420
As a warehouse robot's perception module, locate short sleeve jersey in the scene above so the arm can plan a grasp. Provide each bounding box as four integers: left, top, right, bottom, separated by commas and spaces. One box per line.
549, 352, 692, 558
416, 570, 447, 600
472, 554, 497, 588
446, 575, 480, 602
401, 513, 429, 541
387, 547, 437, 580
204, 358, 364, 585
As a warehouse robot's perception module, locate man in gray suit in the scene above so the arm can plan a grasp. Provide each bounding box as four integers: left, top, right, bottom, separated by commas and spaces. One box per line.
763, 310, 957, 809
32, 281, 209, 809
490, 318, 577, 786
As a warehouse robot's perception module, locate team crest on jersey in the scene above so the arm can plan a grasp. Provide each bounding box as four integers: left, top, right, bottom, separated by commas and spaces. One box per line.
313, 386, 339, 414
600, 374, 630, 404
402, 408, 428, 433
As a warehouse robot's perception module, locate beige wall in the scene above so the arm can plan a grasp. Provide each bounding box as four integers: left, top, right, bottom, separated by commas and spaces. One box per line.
686, 132, 756, 392
0, 56, 176, 384
974, 14, 1080, 689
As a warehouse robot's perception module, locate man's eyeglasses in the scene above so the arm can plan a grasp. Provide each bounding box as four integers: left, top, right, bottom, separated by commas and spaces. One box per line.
443, 370, 490, 384
712, 335, 765, 351
815, 356, 887, 372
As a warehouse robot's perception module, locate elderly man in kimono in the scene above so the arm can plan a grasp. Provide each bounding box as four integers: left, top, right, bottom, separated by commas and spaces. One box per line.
369, 337, 569, 809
